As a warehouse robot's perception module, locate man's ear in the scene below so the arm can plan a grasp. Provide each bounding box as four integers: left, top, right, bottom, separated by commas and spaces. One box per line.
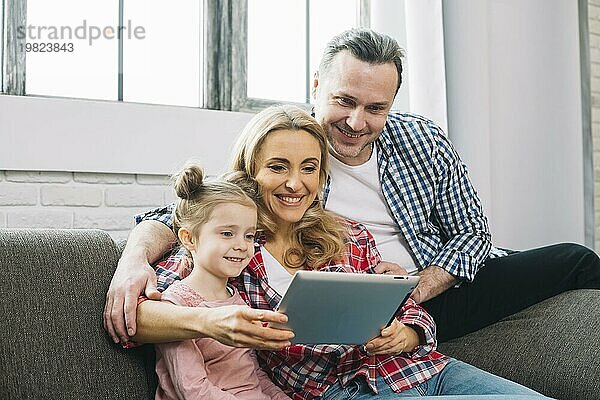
312, 71, 320, 100
178, 228, 195, 252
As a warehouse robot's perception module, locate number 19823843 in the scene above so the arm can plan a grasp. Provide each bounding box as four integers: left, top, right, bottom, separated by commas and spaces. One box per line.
20, 42, 74, 53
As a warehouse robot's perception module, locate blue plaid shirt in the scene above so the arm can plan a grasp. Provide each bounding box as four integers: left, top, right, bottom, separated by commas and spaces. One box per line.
136, 112, 498, 282
324, 112, 493, 282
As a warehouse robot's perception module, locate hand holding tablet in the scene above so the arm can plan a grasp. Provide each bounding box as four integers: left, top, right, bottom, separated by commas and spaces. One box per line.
270, 270, 419, 345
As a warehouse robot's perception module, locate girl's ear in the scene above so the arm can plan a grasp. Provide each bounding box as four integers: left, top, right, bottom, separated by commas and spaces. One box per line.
177, 228, 195, 252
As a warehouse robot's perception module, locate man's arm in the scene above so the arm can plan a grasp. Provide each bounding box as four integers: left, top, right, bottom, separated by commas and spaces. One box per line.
413, 265, 457, 304
103, 220, 176, 343
374, 262, 456, 304
134, 300, 294, 349
423, 123, 492, 289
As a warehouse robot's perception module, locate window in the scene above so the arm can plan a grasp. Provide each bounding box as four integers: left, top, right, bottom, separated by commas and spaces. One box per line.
4, 0, 201, 105
122, 0, 202, 107
2, 0, 369, 110
25, 0, 119, 100
241, 0, 368, 110
247, 0, 307, 104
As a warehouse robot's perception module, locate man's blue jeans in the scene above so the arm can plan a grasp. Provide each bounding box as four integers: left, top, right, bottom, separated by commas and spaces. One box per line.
321, 359, 551, 399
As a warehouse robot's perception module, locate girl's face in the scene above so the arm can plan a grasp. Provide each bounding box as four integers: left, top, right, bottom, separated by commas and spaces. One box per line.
191, 202, 257, 279
254, 129, 322, 228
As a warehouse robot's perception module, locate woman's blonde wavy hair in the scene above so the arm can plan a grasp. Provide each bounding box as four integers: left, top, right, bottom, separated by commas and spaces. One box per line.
231, 104, 346, 269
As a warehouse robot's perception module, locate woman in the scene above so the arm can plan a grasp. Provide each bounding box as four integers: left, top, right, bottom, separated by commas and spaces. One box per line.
135, 105, 548, 399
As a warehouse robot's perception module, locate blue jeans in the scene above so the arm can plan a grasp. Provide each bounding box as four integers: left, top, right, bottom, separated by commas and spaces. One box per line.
321, 359, 552, 399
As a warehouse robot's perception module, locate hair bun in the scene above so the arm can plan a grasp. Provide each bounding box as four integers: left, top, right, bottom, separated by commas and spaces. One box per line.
221, 170, 260, 200
172, 164, 205, 200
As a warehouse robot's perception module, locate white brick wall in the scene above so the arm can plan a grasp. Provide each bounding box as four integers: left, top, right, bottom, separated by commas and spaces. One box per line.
0, 170, 174, 241
0, 185, 38, 205
590, 1, 600, 251
41, 186, 103, 206
136, 174, 172, 185
74, 172, 135, 184
6, 171, 72, 183
8, 209, 73, 229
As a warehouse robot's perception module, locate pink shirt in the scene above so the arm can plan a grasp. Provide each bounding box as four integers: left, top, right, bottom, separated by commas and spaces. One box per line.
155, 281, 290, 400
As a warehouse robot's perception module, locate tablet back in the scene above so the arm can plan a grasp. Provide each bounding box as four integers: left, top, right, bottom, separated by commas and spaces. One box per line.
272, 270, 419, 345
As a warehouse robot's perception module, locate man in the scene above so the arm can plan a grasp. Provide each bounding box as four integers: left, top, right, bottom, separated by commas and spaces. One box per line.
104, 28, 600, 346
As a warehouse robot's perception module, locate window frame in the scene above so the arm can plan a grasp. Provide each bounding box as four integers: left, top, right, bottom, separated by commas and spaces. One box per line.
223, 0, 371, 113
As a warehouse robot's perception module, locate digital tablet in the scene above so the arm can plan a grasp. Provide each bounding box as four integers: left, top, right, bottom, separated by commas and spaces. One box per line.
270, 270, 419, 345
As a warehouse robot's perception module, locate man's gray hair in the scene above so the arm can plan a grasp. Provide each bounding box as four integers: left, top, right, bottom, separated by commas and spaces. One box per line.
319, 28, 404, 91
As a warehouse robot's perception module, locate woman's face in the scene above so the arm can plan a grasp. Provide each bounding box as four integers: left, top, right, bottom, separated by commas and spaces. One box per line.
254, 129, 322, 228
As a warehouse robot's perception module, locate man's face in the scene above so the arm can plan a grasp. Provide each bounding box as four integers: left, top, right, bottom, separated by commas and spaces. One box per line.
313, 51, 398, 166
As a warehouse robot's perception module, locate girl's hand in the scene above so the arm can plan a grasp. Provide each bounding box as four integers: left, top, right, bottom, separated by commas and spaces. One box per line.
363, 319, 419, 355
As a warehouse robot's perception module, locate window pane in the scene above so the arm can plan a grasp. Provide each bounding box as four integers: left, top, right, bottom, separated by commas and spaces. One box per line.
122, 0, 201, 107
25, 0, 119, 100
309, 0, 358, 79
247, 0, 306, 103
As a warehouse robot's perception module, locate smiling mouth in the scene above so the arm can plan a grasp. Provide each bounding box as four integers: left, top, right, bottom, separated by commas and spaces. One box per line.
275, 195, 304, 205
224, 256, 245, 262
336, 125, 365, 139
342, 131, 361, 138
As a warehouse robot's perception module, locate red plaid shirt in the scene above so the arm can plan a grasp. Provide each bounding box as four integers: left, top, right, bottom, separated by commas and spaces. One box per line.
152, 220, 449, 399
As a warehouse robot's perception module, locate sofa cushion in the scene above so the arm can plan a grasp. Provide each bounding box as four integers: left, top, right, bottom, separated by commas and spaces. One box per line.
0, 229, 156, 400
438, 289, 600, 400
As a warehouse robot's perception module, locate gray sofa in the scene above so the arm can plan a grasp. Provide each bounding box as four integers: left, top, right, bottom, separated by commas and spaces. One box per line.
1, 228, 599, 400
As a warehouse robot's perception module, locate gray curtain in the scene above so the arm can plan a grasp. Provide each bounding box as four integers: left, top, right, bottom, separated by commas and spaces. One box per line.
204, 0, 246, 111
579, 0, 595, 248
2, 0, 26, 95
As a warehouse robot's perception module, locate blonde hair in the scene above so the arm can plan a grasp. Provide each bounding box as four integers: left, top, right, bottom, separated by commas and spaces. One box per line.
172, 163, 258, 240
231, 104, 346, 269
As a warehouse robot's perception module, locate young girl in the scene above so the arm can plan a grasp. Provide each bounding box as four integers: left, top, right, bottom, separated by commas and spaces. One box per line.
154, 163, 290, 400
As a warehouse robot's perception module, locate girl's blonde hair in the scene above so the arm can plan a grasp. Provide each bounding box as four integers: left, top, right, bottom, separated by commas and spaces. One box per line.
172, 163, 258, 239
231, 104, 346, 269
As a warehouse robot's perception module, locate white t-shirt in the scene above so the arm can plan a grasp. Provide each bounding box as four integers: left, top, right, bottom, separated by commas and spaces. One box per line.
326, 144, 418, 274
261, 246, 293, 296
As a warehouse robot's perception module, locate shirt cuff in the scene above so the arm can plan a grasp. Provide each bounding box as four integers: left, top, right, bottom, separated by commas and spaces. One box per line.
429, 248, 476, 282
134, 203, 175, 229
401, 319, 437, 358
